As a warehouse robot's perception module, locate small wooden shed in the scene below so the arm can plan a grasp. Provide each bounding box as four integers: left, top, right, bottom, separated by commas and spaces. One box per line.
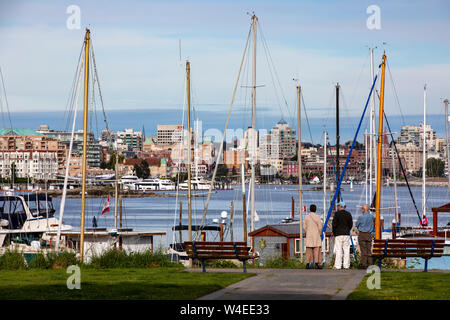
248, 222, 333, 264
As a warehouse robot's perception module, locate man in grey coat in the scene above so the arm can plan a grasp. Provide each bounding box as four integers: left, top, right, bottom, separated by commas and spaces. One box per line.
303, 204, 323, 269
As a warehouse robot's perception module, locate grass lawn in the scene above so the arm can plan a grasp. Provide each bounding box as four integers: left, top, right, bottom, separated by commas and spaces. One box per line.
0, 267, 253, 300
348, 271, 450, 300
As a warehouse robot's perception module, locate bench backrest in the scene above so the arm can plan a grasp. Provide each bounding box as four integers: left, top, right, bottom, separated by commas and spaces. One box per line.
372, 239, 445, 258
184, 241, 251, 259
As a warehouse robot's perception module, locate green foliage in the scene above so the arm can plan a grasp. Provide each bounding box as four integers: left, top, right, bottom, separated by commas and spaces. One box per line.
426, 157, 445, 177
0, 249, 27, 270
205, 259, 239, 268
134, 159, 150, 179
87, 248, 180, 269
28, 253, 52, 269
262, 256, 305, 269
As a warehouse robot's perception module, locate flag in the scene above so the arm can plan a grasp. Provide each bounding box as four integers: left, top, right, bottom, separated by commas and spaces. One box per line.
101, 196, 110, 215
422, 215, 428, 226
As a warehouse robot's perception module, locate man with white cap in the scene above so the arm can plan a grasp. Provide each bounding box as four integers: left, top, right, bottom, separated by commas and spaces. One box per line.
332, 201, 353, 270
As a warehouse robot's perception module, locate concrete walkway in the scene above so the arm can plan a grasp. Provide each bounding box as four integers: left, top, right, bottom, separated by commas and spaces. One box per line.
189, 268, 367, 300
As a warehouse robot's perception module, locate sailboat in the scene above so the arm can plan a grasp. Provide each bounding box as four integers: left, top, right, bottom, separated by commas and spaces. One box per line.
48, 29, 166, 262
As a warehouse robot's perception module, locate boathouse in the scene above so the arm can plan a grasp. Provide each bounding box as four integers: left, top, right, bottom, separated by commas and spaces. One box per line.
248, 222, 334, 264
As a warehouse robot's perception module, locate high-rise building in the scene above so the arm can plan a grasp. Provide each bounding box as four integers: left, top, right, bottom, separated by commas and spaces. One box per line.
157, 124, 184, 145
269, 120, 296, 160
117, 128, 143, 151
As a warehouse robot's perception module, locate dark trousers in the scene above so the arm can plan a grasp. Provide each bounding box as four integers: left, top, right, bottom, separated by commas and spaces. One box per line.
358, 233, 373, 268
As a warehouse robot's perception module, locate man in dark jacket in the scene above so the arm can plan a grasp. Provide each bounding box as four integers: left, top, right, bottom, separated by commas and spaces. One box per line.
332, 201, 353, 269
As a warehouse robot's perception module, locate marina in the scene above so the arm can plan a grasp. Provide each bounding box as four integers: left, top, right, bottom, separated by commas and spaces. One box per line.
0, 0, 449, 306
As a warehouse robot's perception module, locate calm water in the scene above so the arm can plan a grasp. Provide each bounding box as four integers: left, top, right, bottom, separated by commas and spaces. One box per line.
55, 184, 450, 248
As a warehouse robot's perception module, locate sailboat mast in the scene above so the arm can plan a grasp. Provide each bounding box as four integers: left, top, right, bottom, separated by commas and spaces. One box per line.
375, 53, 386, 240
369, 48, 376, 204
114, 149, 119, 229
422, 84, 427, 220
297, 85, 303, 262
80, 28, 90, 262
322, 130, 327, 264
335, 83, 341, 203
445, 98, 450, 188
250, 14, 257, 233
186, 61, 192, 242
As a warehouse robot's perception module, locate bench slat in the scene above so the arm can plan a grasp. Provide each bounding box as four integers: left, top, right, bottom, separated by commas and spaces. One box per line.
373, 239, 444, 244
185, 245, 250, 251
373, 243, 444, 250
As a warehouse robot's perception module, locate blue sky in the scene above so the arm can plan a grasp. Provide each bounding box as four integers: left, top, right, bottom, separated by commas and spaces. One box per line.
0, 0, 449, 128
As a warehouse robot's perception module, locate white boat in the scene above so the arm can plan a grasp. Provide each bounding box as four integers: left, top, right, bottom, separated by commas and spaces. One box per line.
135, 178, 176, 191
119, 175, 140, 190
178, 178, 211, 191
0, 193, 73, 253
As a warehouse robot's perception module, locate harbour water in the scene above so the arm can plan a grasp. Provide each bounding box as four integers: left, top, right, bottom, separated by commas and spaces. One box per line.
56, 184, 450, 253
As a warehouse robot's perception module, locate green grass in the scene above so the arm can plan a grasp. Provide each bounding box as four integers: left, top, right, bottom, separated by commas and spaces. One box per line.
0, 267, 253, 300
348, 271, 450, 300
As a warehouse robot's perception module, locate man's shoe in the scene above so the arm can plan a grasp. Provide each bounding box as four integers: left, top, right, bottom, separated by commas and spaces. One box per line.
306, 263, 311, 269
314, 263, 323, 269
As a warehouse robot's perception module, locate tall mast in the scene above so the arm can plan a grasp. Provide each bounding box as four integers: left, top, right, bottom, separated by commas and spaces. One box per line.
422, 84, 427, 220
369, 48, 376, 205
186, 61, 192, 243
364, 130, 368, 203
322, 130, 327, 264
250, 14, 257, 233
297, 85, 303, 262
375, 53, 386, 240
445, 98, 450, 188
80, 28, 90, 262
114, 147, 119, 229
335, 83, 341, 203
391, 149, 398, 223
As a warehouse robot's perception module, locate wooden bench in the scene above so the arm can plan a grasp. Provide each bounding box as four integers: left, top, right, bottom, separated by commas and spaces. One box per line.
372, 239, 445, 272
184, 241, 253, 273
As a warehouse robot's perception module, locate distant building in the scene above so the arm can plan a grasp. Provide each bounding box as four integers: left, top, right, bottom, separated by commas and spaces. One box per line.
117, 128, 143, 151
269, 120, 296, 160
0, 128, 61, 180
157, 124, 184, 145
38, 125, 101, 169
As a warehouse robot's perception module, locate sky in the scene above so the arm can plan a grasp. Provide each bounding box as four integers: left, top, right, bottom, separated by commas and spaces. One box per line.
0, 0, 449, 136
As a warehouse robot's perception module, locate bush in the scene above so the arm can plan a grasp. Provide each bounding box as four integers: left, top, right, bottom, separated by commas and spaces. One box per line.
0, 250, 27, 270
87, 248, 180, 269
48, 251, 78, 269
205, 259, 239, 268
262, 256, 305, 269
28, 252, 52, 269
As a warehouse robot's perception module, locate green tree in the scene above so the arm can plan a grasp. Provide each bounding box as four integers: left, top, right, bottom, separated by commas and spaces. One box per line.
426, 158, 444, 177
134, 160, 150, 179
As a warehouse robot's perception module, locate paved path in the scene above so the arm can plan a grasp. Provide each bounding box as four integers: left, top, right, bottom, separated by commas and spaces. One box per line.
189, 269, 367, 300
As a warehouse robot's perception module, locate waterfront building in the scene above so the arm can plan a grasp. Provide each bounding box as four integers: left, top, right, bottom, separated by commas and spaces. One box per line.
117, 128, 143, 152
0, 128, 61, 180
38, 125, 102, 169
269, 120, 296, 160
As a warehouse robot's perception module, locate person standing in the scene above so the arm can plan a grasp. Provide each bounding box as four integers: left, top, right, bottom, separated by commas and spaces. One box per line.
303, 204, 323, 269
332, 201, 353, 270
356, 204, 374, 269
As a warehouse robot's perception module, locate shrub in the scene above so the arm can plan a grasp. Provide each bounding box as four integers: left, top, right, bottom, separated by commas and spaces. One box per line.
48, 251, 78, 269
28, 252, 52, 269
87, 248, 180, 269
262, 256, 305, 269
205, 259, 239, 268
0, 249, 27, 270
